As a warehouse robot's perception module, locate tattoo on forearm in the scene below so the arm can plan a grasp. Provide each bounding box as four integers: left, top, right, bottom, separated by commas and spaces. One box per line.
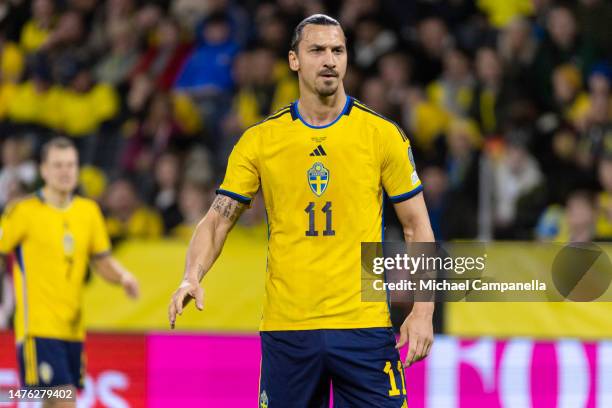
197, 264, 205, 282
211, 195, 246, 222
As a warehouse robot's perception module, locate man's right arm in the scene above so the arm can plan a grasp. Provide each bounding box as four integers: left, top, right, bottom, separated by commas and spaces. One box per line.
168, 194, 247, 328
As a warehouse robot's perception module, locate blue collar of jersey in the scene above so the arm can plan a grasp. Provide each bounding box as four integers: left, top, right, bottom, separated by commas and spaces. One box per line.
36, 189, 75, 210
290, 95, 353, 129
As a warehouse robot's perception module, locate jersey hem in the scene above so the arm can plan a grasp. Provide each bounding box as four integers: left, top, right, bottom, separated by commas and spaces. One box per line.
259, 320, 392, 331
16, 333, 85, 343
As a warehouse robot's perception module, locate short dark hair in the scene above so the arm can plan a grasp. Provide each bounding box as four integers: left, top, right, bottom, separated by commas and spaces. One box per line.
41, 137, 76, 162
290, 14, 341, 52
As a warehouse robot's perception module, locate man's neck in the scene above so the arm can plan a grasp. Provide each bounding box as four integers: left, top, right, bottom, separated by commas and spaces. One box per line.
297, 89, 347, 127
42, 186, 72, 209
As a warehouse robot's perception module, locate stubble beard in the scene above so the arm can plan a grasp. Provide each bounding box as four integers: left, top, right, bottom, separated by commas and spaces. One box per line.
315, 80, 339, 97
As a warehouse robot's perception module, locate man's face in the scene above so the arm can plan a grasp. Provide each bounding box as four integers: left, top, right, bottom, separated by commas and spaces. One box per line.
203, 21, 230, 45
548, 8, 576, 47
252, 49, 276, 85
567, 196, 594, 231
41, 147, 79, 194
289, 24, 347, 97
106, 180, 138, 215
476, 49, 501, 83
419, 18, 446, 55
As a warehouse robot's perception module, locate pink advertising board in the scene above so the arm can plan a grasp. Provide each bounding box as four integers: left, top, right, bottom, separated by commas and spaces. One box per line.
146, 334, 612, 407
146, 333, 262, 407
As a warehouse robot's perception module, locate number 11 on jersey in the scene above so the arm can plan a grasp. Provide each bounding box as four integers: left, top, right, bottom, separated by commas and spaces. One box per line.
305, 202, 335, 236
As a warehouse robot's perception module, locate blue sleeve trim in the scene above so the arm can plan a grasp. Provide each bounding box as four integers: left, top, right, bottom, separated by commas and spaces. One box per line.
91, 250, 112, 259
388, 185, 424, 203
215, 189, 252, 205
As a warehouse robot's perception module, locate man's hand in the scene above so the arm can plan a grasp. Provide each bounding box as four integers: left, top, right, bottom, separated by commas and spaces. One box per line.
395, 307, 434, 368
92, 255, 141, 300
120, 273, 140, 299
168, 279, 204, 329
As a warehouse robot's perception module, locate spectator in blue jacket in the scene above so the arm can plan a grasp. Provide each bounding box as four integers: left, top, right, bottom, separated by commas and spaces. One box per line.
174, 12, 239, 94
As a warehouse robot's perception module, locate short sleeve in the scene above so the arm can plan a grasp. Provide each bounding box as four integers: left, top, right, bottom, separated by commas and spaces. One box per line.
380, 124, 423, 203
0, 202, 27, 254
90, 202, 111, 257
217, 128, 261, 204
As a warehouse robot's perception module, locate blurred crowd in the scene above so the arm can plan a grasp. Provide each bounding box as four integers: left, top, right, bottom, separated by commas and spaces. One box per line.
0, 0, 611, 244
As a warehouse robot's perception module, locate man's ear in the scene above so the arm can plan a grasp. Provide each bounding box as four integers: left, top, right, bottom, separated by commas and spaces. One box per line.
288, 50, 299, 72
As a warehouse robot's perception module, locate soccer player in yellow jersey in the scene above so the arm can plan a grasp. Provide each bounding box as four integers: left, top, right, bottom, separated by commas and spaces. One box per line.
0, 138, 139, 407
169, 14, 435, 407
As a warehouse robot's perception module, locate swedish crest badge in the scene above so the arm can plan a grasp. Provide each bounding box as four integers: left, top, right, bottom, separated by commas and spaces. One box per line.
307, 162, 329, 196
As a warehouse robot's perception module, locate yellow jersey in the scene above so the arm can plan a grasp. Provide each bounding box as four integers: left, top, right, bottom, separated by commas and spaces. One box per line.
218, 96, 422, 331
0, 192, 111, 341
105, 206, 163, 241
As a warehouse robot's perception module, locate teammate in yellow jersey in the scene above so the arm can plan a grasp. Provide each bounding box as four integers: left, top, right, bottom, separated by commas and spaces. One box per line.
0, 138, 139, 408
169, 14, 434, 407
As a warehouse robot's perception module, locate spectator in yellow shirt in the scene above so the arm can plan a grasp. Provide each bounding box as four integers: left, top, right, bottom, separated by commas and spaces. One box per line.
536, 190, 597, 243
6, 58, 63, 129
427, 48, 475, 118
19, 0, 55, 53
552, 64, 590, 127
103, 179, 163, 243
232, 46, 298, 129
54, 61, 119, 163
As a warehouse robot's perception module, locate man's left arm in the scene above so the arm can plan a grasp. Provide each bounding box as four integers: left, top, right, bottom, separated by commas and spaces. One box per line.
393, 192, 435, 367
91, 255, 139, 299
88, 203, 139, 299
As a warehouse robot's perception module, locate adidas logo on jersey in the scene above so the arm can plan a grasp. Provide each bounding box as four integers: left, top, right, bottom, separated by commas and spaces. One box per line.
309, 145, 327, 156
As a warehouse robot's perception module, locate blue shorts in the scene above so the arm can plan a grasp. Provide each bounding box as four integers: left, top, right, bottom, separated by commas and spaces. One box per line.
259, 328, 407, 408
17, 336, 85, 389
